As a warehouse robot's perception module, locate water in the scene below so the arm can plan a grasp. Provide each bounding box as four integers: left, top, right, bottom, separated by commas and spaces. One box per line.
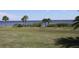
0, 20, 74, 26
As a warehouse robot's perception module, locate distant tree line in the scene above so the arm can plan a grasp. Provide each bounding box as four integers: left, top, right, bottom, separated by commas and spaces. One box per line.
1, 15, 79, 29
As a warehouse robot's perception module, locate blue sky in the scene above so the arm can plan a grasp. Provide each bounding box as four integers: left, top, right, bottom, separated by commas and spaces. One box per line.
0, 10, 79, 21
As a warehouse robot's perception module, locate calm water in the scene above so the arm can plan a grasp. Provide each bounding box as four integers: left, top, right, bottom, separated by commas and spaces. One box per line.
0, 20, 74, 26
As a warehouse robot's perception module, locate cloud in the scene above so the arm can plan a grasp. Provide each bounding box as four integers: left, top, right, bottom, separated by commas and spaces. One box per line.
0, 12, 17, 21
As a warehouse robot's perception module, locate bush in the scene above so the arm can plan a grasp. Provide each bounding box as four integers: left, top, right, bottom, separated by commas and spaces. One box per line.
56, 23, 71, 27
47, 23, 71, 27
25, 24, 31, 27
47, 24, 56, 27
13, 24, 23, 27
30, 23, 41, 27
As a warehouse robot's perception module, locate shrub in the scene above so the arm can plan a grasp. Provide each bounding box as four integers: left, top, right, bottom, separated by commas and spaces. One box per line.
56, 23, 71, 27
47, 23, 71, 27
47, 24, 56, 27
30, 23, 41, 27
25, 24, 31, 27
13, 24, 23, 27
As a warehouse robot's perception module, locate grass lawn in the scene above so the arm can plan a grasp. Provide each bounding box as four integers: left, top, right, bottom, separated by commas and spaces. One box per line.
0, 27, 78, 48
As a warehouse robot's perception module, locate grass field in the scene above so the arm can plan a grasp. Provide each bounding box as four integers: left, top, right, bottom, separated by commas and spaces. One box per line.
0, 27, 78, 48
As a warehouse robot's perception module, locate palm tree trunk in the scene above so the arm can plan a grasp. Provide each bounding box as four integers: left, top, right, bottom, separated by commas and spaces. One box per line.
22, 21, 25, 27
45, 23, 46, 27
5, 21, 7, 27
25, 20, 27, 27
48, 22, 49, 26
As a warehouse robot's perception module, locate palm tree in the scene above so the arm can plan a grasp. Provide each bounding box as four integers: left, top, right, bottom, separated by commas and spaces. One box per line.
21, 15, 28, 26
48, 18, 51, 24
72, 16, 79, 29
2, 16, 9, 26
42, 18, 51, 27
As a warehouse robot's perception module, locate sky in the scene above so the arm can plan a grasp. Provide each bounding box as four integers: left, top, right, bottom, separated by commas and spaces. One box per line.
0, 10, 79, 21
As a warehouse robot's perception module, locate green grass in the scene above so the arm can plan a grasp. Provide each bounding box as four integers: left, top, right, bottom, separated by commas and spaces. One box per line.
0, 27, 78, 48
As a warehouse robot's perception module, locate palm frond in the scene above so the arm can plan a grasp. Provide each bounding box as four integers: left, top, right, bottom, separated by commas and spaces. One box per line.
74, 16, 79, 22
73, 24, 79, 29
72, 21, 79, 26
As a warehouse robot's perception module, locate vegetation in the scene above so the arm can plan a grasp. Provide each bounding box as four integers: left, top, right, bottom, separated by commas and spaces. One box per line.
0, 15, 74, 28
30, 23, 41, 27
0, 27, 78, 48
47, 24, 56, 27
72, 16, 79, 29
54, 16, 79, 48
42, 18, 51, 27
56, 23, 71, 27
21, 15, 28, 27
2, 16, 9, 26
54, 37, 79, 48
13, 24, 23, 27
47, 23, 71, 27
0, 14, 79, 48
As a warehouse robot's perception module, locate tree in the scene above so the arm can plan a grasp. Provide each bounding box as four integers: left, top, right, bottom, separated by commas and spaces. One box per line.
2, 16, 9, 26
21, 15, 28, 26
42, 18, 51, 27
72, 16, 79, 29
